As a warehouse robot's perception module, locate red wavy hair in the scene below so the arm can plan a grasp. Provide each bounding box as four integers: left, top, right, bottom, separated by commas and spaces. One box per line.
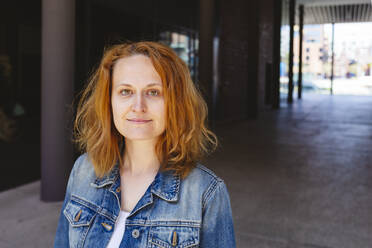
74, 41, 217, 178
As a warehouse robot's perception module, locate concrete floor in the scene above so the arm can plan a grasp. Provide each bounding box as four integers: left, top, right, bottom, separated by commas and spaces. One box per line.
1, 93, 371, 247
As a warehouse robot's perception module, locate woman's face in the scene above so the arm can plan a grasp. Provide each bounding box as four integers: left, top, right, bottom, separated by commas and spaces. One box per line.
111, 54, 166, 142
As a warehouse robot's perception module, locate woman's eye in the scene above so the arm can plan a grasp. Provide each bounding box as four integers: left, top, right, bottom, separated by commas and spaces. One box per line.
119, 89, 132, 96
148, 89, 160, 96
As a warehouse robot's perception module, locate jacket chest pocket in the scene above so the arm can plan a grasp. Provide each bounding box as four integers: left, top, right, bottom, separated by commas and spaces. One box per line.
63, 196, 98, 247
149, 224, 200, 248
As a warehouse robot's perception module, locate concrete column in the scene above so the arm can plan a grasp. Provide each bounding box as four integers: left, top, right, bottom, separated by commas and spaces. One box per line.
41, 0, 75, 201
218, 0, 259, 121
272, 0, 282, 109
75, 0, 92, 92
199, 0, 215, 119
288, 0, 295, 103
298, 5, 304, 99
330, 22, 335, 95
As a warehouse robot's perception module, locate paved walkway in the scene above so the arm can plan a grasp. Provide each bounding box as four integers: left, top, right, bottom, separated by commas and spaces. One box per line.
0, 181, 61, 247
212, 94, 372, 247
0, 93, 371, 247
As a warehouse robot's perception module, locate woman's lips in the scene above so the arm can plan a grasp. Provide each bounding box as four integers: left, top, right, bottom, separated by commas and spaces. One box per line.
127, 119, 152, 123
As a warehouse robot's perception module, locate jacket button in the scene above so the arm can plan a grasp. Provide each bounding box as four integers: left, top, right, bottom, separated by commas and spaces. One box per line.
116, 187, 121, 193
101, 223, 113, 231
132, 229, 140, 238
74, 209, 82, 222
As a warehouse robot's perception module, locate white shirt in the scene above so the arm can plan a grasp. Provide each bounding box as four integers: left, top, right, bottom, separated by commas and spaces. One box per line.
106, 210, 131, 248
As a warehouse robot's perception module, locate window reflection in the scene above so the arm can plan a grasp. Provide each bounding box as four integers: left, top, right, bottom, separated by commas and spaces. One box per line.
159, 31, 199, 82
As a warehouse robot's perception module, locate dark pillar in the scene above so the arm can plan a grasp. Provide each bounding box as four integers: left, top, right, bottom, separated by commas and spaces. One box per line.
288, 0, 295, 103
199, 0, 215, 122
331, 22, 335, 95
272, 0, 282, 109
82, 0, 92, 82
217, 0, 259, 121
298, 5, 304, 99
41, 0, 75, 201
76, 0, 92, 92
212, 36, 220, 128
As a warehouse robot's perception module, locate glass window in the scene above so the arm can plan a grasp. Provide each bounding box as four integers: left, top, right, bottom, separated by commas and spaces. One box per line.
158, 30, 198, 82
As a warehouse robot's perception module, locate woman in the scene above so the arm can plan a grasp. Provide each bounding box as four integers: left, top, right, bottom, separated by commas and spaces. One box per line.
54, 41, 236, 247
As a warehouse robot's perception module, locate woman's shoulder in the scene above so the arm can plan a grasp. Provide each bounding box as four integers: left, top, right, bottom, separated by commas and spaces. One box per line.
71, 153, 94, 174
68, 153, 97, 188
191, 163, 223, 183
182, 163, 225, 196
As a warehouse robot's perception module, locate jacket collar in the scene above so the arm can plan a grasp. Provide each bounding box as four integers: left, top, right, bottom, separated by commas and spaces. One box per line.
90, 163, 180, 202
90, 164, 120, 188
150, 169, 180, 202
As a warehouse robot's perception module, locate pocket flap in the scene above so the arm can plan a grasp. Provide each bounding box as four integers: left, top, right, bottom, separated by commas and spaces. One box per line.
150, 226, 199, 248
63, 198, 96, 227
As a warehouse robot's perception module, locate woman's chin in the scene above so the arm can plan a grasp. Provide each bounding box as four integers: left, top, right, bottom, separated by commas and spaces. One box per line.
123, 135, 159, 142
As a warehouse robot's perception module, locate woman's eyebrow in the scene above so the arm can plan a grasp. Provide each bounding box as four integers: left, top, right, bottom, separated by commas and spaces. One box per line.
146, 83, 162, 87
116, 83, 162, 87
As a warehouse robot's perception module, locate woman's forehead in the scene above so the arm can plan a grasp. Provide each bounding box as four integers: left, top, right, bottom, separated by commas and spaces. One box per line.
112, 55, 162, 87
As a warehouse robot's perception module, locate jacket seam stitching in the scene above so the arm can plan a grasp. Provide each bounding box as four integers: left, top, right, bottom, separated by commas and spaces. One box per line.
202, 180, 221, 210
125, 222, 201, 227
79, 212, 96, 248
196, 164, 220, 180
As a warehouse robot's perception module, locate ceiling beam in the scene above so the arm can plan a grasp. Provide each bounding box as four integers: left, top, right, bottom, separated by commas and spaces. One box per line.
297, 0, 370, 7
357, 5, 362, 22
361, 5, 371, 22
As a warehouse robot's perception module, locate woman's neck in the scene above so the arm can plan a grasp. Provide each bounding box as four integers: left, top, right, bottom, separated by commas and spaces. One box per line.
122, 139, 160, 176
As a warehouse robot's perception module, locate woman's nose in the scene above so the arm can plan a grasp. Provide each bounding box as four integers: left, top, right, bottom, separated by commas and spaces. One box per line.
131, 93, 146, 112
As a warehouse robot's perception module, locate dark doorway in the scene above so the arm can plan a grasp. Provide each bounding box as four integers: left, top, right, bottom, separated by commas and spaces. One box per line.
0, 1, 42, 192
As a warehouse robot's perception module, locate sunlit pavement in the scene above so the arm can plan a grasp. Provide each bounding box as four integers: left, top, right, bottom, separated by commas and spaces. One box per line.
313, 77, 372, 95
1, 93, 372, 247
281, 76, 372, 96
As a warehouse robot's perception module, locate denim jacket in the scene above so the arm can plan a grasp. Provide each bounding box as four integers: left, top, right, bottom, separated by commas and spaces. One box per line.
54, 153, 236, 247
